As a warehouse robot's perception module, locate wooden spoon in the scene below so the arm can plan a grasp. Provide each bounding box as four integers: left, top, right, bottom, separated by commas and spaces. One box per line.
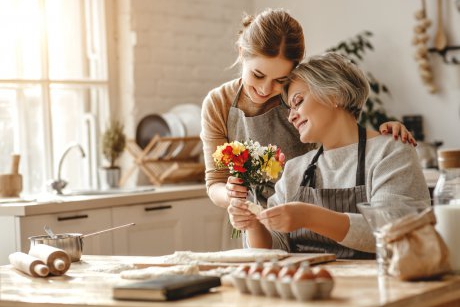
434, 0, 447, 51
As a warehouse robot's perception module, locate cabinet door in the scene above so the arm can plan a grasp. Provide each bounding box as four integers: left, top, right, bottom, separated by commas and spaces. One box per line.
112, 197, 229, 256
112, 201, 185, 256
18, 208, 113, 256
181, 197, 229, 252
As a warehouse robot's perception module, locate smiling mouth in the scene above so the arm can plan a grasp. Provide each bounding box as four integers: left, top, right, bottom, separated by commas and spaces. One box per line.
297, 120, 308, 130
253, 87, 269, 98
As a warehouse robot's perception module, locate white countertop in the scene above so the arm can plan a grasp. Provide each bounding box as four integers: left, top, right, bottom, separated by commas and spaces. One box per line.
0, 183, 207, 217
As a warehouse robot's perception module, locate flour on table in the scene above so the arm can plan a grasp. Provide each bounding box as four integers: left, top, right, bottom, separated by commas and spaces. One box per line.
88, 263, 136, 274
162, 248, 288, 264
120, 264, 199, 280
246, 200, 262, 215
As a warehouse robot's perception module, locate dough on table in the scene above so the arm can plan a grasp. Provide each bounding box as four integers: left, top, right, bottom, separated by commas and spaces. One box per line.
162, 248, 289, 264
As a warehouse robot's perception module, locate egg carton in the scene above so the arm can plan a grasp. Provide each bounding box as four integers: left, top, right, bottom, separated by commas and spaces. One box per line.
231, 273, 334, 301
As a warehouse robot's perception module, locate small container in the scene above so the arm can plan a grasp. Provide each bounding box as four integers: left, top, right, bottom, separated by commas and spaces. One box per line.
293, 261, 315, 281
291, 280, 317, 301
246, 260, 264, 295
260, 260, 281, 297
246, 275, 264, 296
433, 149, 460, 273
231, 264, 250, 293
314, 267, 334, 299
248, 260, 264, 276
276, 263, 297, 299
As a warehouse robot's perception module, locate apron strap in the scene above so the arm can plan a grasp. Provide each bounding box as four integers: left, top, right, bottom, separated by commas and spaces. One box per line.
356, 124, 367, 186
300, 146, 324, 187
232, 83, 243, 107
301, 124, 367, 188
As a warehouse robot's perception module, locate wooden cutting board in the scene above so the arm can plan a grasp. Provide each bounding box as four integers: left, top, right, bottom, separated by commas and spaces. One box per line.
134, 253, 336, 271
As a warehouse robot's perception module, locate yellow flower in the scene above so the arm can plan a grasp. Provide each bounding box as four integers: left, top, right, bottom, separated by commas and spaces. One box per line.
212, 143, 228, 164
263, 158, 283, 180
231, 141, 246, 155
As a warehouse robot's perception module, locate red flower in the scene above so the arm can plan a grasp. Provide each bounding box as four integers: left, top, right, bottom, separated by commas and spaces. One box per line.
231, 149, 249, 173
221, 145, 234, 165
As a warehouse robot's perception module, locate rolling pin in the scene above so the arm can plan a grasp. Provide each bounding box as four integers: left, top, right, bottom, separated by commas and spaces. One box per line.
28, 244, 71, 276
0, 154, 23, 198
9, 252, 50, 277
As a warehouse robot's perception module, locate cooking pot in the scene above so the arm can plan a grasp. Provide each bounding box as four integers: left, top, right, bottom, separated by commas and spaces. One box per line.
416, 141, 443, 168
28, 223, 135, 262
29, 233, 83, 262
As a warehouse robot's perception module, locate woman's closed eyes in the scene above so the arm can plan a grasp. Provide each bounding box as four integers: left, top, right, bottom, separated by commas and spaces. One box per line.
289, 93, 304, 110
252, 71, 289, 85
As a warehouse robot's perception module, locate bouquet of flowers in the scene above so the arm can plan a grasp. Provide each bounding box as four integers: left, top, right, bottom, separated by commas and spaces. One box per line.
213, 140, 286, 238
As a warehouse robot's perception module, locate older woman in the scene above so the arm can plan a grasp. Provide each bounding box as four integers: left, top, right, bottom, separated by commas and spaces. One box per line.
228, 52, 430, 258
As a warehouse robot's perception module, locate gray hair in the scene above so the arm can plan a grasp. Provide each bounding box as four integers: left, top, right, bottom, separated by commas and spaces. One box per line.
286, 52, 369, 119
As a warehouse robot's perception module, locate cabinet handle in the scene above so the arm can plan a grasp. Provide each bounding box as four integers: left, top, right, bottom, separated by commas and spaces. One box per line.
144, 205, 172, 212
57, 214, 89, 221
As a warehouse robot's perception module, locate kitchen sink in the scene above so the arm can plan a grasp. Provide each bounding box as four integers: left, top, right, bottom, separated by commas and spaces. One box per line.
62, 186, 156, 196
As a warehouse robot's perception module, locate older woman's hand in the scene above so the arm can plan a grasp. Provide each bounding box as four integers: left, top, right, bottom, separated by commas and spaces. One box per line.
225, 176, 248, 205
257, 202, 307, 233
227, 198, 259, 231
379, 121, 417, 146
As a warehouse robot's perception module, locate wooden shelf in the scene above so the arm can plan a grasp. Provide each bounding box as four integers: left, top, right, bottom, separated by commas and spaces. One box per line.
120, 135, 204, 186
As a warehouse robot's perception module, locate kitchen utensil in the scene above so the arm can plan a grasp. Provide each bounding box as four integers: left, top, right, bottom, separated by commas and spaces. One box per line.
29, 223, 135, 262
81, 222, 136, 238
29, 243, 71, 276
434, 0, 447, 51
0, 154, 23, 198
44, 225, 57, 239
136, 114, 170, 149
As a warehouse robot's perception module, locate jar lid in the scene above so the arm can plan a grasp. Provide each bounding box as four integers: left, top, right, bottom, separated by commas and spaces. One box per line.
437, 149, 460, 169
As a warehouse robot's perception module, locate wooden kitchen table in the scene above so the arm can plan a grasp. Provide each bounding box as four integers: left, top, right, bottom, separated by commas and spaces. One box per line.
0, 255, 459, 307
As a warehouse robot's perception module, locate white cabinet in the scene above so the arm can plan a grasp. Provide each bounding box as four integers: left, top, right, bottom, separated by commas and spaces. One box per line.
0, 192, 237, 265
112, 197, 228, 256
17, 208, 113, 256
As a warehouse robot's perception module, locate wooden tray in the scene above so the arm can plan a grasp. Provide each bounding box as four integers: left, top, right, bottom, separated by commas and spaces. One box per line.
134, 253, 336, 271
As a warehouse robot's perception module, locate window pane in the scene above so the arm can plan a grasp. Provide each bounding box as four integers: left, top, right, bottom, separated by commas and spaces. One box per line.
0, 0, 42, 79
22, 87, 47, 193
50, 86, 108, 190
0, 85, 47, 194
0, 89, 17, 173
46, 0, 85, 79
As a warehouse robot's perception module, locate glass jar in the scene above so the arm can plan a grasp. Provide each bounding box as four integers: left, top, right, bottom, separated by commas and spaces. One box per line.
433, 149, 460, 273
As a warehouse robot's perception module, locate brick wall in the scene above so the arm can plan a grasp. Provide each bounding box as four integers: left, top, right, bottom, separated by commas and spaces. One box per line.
123, 0, 252, 121
115, 0, 253, 185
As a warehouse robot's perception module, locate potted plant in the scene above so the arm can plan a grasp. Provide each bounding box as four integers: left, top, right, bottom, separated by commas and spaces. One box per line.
99, 120, 126, 189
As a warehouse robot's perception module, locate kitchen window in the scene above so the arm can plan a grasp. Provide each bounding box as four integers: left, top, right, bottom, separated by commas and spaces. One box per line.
0, 0, 110, 194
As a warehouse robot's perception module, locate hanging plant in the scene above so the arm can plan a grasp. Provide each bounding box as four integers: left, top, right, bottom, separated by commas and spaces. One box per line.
327, 31, 398, 130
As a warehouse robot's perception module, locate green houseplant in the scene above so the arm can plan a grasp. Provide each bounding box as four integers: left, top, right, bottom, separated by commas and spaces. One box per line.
99, 120, 126, 188
327, 31, 398, 130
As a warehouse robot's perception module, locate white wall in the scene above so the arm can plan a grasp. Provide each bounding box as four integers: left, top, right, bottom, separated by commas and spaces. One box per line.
255, 0, 460, 148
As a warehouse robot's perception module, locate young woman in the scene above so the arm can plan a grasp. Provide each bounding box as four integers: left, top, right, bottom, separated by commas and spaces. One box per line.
227, 52, 430, 258
201, 8, 415, 211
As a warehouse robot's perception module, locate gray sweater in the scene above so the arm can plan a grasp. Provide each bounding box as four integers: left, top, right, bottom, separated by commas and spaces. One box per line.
267, 134, 431, 253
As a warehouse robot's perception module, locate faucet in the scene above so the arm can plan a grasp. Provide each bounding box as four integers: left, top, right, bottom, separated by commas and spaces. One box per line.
50, 144, 86, 194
